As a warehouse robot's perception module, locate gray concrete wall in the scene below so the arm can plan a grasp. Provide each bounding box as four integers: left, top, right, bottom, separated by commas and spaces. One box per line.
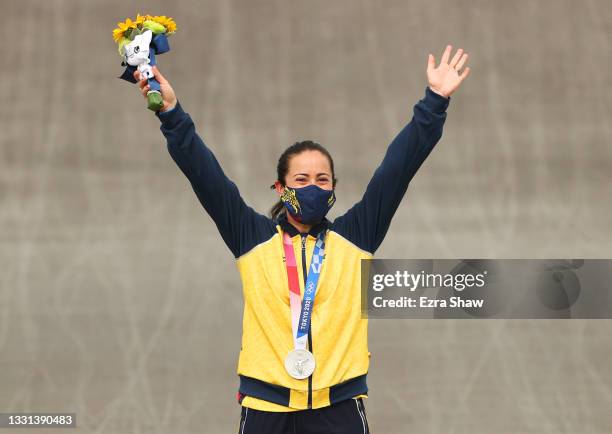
1, 0, 611, 432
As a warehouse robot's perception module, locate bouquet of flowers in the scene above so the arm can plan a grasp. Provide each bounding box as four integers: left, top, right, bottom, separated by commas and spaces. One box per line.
113, 14, 177, 111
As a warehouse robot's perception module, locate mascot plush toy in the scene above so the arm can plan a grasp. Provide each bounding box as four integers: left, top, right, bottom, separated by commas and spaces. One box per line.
113, 14, 177, 111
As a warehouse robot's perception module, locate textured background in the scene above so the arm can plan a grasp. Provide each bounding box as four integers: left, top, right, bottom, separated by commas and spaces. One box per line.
1, 0, 611, 432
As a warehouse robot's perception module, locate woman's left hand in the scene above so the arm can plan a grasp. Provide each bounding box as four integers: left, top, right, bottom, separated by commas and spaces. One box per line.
427, 45, 471, 98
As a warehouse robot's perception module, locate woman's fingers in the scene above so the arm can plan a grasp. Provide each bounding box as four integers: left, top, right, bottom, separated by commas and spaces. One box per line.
459, 66, 471, 82
133, 67, 174, 104
449, 48, 464, 69
455, 53, 469, 72
133, 71, 152, 89
440, 45, 452, 65
427, 53, 436, 72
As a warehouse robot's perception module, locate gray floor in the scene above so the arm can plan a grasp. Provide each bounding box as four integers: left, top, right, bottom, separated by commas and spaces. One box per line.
1, 0, 611, 432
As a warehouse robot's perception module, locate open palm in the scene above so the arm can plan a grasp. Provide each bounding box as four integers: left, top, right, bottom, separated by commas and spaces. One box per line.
427, 45, 471, 98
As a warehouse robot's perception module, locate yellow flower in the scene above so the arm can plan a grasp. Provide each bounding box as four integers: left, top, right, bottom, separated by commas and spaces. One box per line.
164, 18, 177, 34
112, 28, 123, 42
113, 14, 145, 42
152, 15, 166, 27
113, 14, 177, 43
122, 18, 137, 30
151, 15, 177, 34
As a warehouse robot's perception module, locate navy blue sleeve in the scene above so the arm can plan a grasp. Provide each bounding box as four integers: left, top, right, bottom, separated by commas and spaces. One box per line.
332, 86, 450, 254
156, 102, 275, 258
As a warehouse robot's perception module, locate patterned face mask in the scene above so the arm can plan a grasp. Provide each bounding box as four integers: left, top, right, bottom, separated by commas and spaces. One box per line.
280, 184, 336, 225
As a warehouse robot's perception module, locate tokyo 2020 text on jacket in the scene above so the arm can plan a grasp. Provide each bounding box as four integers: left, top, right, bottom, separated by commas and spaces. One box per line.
155, 86, 450, 412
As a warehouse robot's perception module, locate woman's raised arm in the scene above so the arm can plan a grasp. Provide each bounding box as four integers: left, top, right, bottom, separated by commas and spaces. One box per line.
138, 67, 273, 258
332, 45, 470, 254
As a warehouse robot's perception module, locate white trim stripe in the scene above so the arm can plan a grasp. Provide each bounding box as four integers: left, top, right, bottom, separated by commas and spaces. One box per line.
240, 408, 248, 434
354, 398, 367, 434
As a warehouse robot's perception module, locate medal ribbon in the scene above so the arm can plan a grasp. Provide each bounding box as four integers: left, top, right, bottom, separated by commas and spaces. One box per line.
282, 230, 327, 351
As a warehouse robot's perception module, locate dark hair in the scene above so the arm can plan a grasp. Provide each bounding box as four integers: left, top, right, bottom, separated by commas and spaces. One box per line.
269, 140, 337, 220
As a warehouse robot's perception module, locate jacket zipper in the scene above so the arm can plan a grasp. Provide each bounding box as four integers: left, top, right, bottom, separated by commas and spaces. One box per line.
300, 233, 313, 409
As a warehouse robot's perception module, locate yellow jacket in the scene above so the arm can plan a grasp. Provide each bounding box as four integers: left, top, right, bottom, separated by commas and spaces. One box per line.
156, 86, 450, 411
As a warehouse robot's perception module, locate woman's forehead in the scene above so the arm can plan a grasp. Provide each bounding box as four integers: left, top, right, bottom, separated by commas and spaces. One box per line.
288, 151, 331, 174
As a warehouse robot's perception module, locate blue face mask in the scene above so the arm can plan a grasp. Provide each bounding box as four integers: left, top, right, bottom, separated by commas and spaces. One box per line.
281, 184, 336, 225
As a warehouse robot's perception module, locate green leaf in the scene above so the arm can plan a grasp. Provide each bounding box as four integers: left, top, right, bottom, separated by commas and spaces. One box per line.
142, 20, 166, 34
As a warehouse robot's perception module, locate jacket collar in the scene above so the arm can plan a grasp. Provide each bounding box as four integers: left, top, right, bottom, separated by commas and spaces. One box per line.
276, 212, 331, 238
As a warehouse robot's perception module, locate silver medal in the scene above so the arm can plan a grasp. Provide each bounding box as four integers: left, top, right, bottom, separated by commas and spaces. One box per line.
284, 349, 316, 379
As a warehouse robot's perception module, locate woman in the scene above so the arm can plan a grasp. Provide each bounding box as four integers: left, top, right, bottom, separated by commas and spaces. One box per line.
134, 44, 470, 434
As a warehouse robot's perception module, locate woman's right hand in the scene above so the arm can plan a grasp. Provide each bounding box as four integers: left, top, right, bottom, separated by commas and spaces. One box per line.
133, 66, 178, 113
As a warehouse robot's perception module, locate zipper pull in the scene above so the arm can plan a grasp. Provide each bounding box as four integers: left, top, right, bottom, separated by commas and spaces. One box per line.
300, 234, 308, 287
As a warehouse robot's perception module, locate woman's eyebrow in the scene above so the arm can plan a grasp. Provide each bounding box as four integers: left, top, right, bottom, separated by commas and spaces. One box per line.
292, 172, 331, 177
